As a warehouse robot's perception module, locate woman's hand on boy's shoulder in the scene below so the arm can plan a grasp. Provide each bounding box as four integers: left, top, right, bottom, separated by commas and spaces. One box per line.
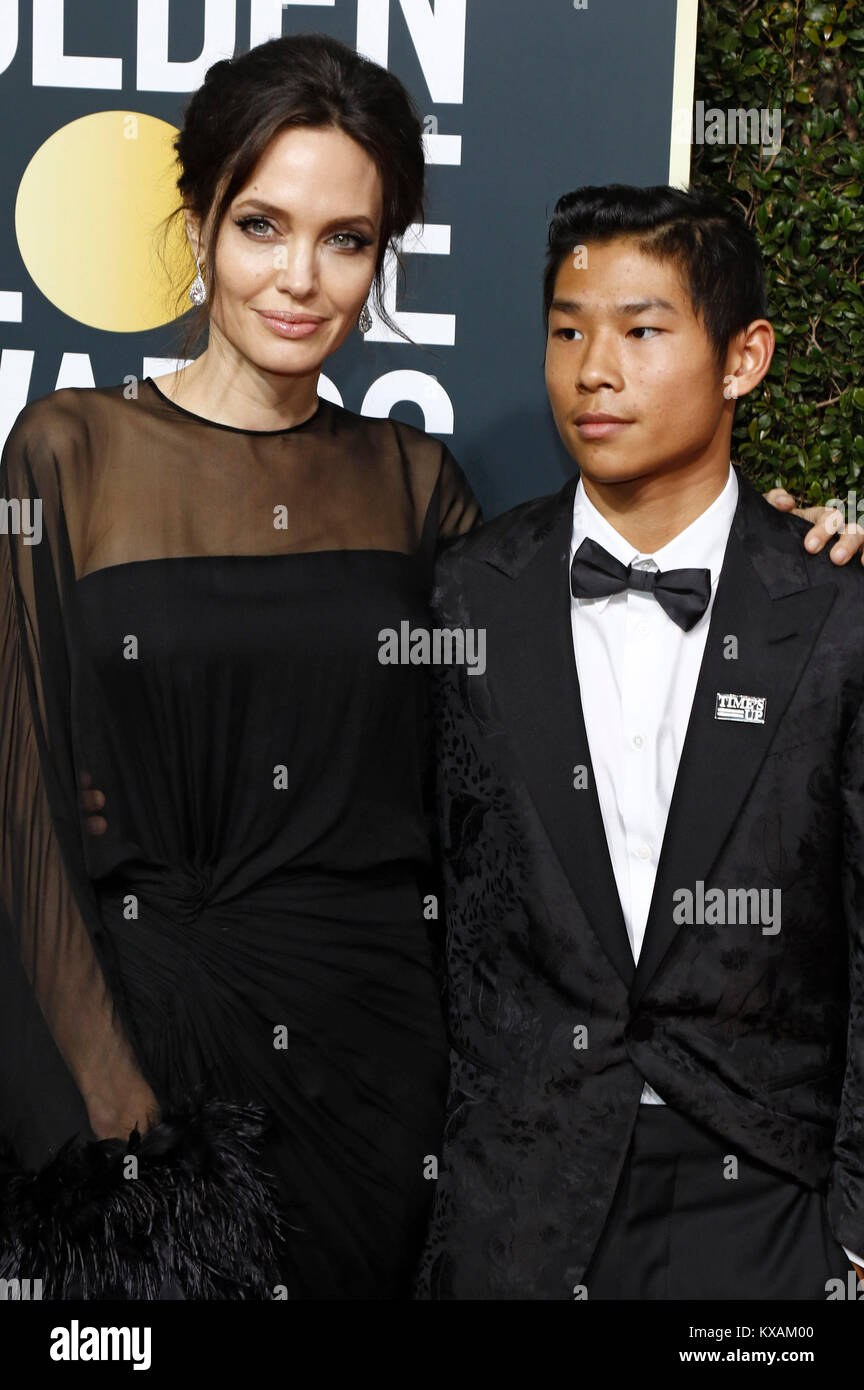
765, 487, 864, 566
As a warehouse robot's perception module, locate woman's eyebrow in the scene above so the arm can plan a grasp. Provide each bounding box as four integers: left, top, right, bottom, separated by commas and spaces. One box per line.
233, 198, 377, 229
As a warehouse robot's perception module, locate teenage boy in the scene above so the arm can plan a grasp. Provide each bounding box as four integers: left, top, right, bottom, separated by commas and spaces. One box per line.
415, 185, 864, 1300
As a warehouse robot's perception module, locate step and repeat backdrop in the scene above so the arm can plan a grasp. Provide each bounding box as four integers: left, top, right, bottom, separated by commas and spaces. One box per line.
0, 0, 695, 517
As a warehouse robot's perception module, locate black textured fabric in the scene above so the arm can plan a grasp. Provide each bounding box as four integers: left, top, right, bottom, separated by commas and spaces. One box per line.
583, 1104, 854, 1300
0, 376, 481, 1298
0, 1098, 283, 1299
415, 466, 864, 1300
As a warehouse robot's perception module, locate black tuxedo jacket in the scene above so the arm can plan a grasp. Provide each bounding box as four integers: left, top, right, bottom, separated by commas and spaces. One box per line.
414, 465, 864, 1300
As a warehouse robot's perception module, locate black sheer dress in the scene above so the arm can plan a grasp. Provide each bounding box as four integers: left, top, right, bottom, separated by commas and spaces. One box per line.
0, 375, 481, 1299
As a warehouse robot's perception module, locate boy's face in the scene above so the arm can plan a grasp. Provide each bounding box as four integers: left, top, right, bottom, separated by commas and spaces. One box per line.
544, 237, 734, 485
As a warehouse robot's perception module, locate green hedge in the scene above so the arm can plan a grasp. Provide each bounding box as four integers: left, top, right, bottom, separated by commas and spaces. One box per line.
691, 0, 864, 503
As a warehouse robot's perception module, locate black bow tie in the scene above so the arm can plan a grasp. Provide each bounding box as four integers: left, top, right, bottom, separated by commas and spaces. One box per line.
570, 537, 711, 632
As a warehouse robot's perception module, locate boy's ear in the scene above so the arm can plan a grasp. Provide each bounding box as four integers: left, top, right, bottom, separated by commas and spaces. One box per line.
723, 319, 775, 400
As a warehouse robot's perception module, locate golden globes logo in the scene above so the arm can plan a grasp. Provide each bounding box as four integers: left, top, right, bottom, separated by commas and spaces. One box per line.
15, 111, 187, 332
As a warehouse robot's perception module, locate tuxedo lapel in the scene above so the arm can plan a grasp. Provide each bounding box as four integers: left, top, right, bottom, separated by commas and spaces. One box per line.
481, 476, 636, 986
629, 470, 839, 1005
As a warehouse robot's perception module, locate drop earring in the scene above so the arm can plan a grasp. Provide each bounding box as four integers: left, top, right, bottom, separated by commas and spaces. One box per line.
188, 256, 207, 306
722, 374, 738, 400
357, 303, 372, 334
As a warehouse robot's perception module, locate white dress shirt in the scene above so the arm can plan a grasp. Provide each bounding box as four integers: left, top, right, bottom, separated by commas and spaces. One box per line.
567, 463, 861, 1268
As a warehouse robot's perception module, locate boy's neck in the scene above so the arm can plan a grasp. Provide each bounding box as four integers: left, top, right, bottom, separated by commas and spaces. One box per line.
579, 453, 732, 555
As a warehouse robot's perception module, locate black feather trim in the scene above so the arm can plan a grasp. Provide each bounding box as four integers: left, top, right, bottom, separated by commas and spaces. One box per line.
0, 1098, 285, 1299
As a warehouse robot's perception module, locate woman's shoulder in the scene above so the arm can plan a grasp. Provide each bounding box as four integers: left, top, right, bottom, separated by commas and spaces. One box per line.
327, 398, 481, 534
8, 379, 130, 449
325, 397, 450, 473
2, 381, 137, 501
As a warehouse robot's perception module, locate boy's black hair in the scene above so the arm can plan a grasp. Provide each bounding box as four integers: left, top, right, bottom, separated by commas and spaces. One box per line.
543, 184, 768, 368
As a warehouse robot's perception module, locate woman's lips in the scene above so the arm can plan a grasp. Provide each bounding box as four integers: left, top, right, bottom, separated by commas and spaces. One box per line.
254, 311, 325, 339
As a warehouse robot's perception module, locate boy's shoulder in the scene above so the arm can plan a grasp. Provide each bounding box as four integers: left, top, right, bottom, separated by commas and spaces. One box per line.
756, 493, 864, 597
435, 478, 575, 577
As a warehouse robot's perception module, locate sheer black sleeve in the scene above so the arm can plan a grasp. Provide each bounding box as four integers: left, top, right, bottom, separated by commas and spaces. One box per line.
0, 404, 160, 1146
436, 444, 484, 541
0, 402, 281, 1299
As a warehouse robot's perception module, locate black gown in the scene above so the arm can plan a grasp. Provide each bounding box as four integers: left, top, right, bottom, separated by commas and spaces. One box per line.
0, 376, 481, 1299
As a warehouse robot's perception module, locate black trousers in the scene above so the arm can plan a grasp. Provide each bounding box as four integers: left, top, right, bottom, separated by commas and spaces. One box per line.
583, 1104, 855, 1300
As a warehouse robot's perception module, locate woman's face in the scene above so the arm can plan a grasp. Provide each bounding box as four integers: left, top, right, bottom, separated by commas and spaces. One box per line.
193, 124, 384, 376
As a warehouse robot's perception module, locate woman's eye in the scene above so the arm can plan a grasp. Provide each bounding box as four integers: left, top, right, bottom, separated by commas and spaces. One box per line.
629, 326, 661, 339
235, 216, 273, 237
327, 232, 372, 251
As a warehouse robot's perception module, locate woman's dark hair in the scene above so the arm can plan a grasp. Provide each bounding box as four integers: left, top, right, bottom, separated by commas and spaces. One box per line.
542, 184, 768, 369
160, 32, 426, 362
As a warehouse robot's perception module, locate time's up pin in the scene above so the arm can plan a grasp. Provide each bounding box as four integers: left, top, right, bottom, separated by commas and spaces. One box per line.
715, 693, 767, 724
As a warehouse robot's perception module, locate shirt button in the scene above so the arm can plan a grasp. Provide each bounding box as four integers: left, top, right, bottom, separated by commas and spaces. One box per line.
632, 734, 644, 749
636, 621, 650, 637
635, 844, 651, 860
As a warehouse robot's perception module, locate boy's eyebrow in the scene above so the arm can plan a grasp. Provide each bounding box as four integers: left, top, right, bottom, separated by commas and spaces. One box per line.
550, 297, 680, 315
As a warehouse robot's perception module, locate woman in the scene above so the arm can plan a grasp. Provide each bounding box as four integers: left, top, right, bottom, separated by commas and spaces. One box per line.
0, 33, 855, 1302
0, 33, 479, 1302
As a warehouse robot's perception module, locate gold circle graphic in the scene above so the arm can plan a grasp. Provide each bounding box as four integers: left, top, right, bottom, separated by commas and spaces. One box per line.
16, 111, 191, 333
